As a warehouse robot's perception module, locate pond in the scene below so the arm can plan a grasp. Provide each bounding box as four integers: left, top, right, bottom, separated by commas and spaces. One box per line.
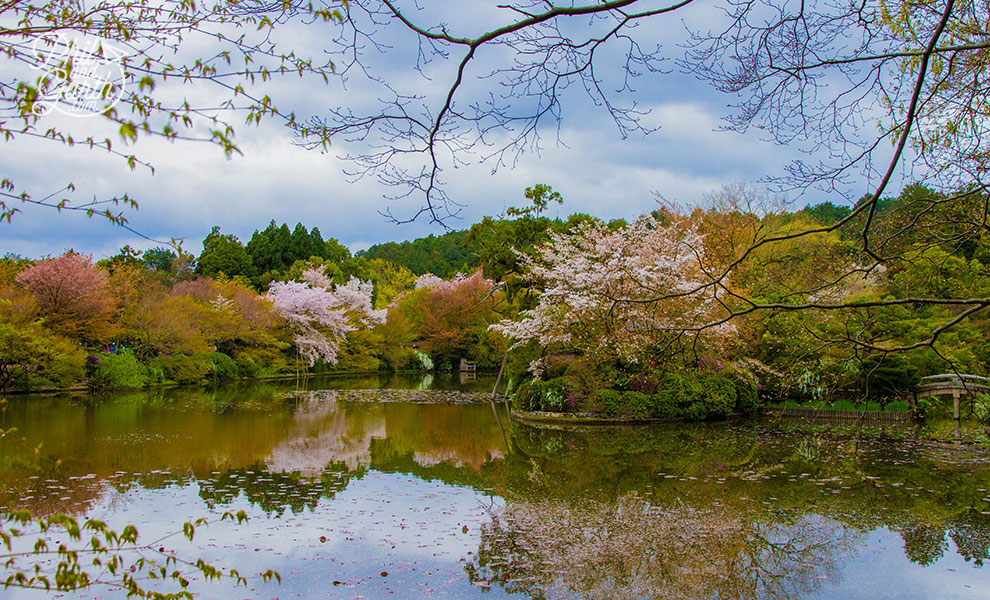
1, 373, 989, 599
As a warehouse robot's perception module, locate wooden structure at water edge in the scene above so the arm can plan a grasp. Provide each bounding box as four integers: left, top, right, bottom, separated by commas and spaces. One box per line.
914, 374, 990, 422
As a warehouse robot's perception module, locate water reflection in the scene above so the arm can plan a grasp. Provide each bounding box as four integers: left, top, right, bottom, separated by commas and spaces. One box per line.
468, 497, 856, 600
1, 379, 990, 598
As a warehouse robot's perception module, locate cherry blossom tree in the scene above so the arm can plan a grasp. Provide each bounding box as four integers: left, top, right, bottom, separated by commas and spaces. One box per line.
491, 213, 736, 367
15, 252, 115, 342
267, 267, 384, 365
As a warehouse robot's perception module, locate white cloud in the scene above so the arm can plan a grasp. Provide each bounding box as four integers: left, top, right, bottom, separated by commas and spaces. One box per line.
1, 4, 874, 260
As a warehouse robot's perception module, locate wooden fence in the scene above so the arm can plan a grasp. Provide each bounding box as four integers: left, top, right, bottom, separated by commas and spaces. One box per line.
762, 406, 912, 425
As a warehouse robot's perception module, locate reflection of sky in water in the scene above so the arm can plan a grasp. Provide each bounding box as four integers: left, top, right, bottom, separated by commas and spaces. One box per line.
818, 528, 990, 600
10, 473, 989, 599
7, 472, 510, 599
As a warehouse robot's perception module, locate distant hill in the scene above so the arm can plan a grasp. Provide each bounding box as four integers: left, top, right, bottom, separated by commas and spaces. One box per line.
357, 230, 478, 278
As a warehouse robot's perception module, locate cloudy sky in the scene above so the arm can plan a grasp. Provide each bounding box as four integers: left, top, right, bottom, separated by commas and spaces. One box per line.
2, 0, 901, 259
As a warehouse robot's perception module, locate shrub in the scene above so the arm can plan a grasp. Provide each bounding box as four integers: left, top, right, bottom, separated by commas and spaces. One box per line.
22, 348, 87, 390
654, 372, 703, 411
416, 352, 434, 371
857, 354, 921, 406
622, 391, 652, 418
149, 354, 211, 384
592, 389, 625, 417
530, 378, 569, 412
513, 379, 571, 412
512, 381, 536, 411
88, 351, 148, 390
696, 374, 737, 419
885, 400, 910, 412
649, 372, 737, 421
387, 349, 427, 371
542, 354, 575, 379
721, 364, 759, 414
680, 402, 708, 422
206, 352, 239, 382
561, 357, 603, 409
913, 396, 938, 421
973, 393, 990, 425
647, 393, 680, 418
589, 389, 653, 419
234, 353, 260, 378
627, 374, 659, 394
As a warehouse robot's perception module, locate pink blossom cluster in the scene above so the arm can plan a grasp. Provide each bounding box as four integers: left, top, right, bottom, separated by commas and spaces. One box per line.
414, 270, 494, 294
491, 214, 736, 359
267, 267, 384, 365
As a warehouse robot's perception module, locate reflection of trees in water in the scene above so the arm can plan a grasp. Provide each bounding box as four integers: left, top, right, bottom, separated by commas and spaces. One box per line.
507, 422, 990, 571
900, 523, 949, 566
197, 461, 365, 516
898, 510, 990, 567
466, 495, 857, 600
948, 510, 990, 566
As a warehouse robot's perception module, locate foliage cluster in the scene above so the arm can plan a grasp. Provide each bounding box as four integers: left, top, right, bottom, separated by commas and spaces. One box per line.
513, 364, 759, 422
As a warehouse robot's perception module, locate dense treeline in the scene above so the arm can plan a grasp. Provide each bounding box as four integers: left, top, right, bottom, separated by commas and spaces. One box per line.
358, 231, 476, 278
2, 184, 987, 423
497, 184, 990, 420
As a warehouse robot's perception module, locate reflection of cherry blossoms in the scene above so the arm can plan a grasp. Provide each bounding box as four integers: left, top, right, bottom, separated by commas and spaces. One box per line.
267, 267, 385, 365
467, 496, 856, 600
491, 214, 736, 361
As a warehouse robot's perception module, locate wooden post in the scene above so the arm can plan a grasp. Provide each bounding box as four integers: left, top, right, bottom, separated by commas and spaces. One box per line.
490, 352, 509, 449
491, 353, 507, 402
953, 390, 961, 423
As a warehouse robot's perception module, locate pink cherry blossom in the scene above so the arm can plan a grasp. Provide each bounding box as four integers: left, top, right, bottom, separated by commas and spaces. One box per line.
492, 214, 736, 364
267, 267, 384, 365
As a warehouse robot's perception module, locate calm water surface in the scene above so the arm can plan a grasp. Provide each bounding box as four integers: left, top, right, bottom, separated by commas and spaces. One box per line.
1, 373, 989, 599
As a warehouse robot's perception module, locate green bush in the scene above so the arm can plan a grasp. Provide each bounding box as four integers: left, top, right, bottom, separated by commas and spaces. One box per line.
590, 389, 653, 418
622, 391, 653, 419
542, 354, 575, 379
591, 389, 623, 417
721, 364, 760, 414
512, 377, 580, 412
648, 372, 738, 421
627, 374, 659, 394
146, 365, 165, 385
531, 378, 569, 412
913, 396, 939, 421
562, 357, 603, 402
885, 400, 910, 412
857, 354, 921, 406
388, 348, 427, 371
206, 352, 239, 382
233, 353, 260, 378
149, 354, 211, 384
654, 372, 703, 413
16, 348, 87, 391
696, 374, 737, 419
680, 402, 708, 422
647, 393, 680, 418
513, 381, 536, 411
973, 393, 990, 425
88, 351, 148, 390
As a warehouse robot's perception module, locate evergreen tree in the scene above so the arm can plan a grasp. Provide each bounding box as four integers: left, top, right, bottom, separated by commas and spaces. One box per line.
197, 227, 253, 279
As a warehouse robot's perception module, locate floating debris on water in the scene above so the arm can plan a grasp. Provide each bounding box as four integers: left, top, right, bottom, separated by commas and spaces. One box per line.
283, 389, 507, 405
